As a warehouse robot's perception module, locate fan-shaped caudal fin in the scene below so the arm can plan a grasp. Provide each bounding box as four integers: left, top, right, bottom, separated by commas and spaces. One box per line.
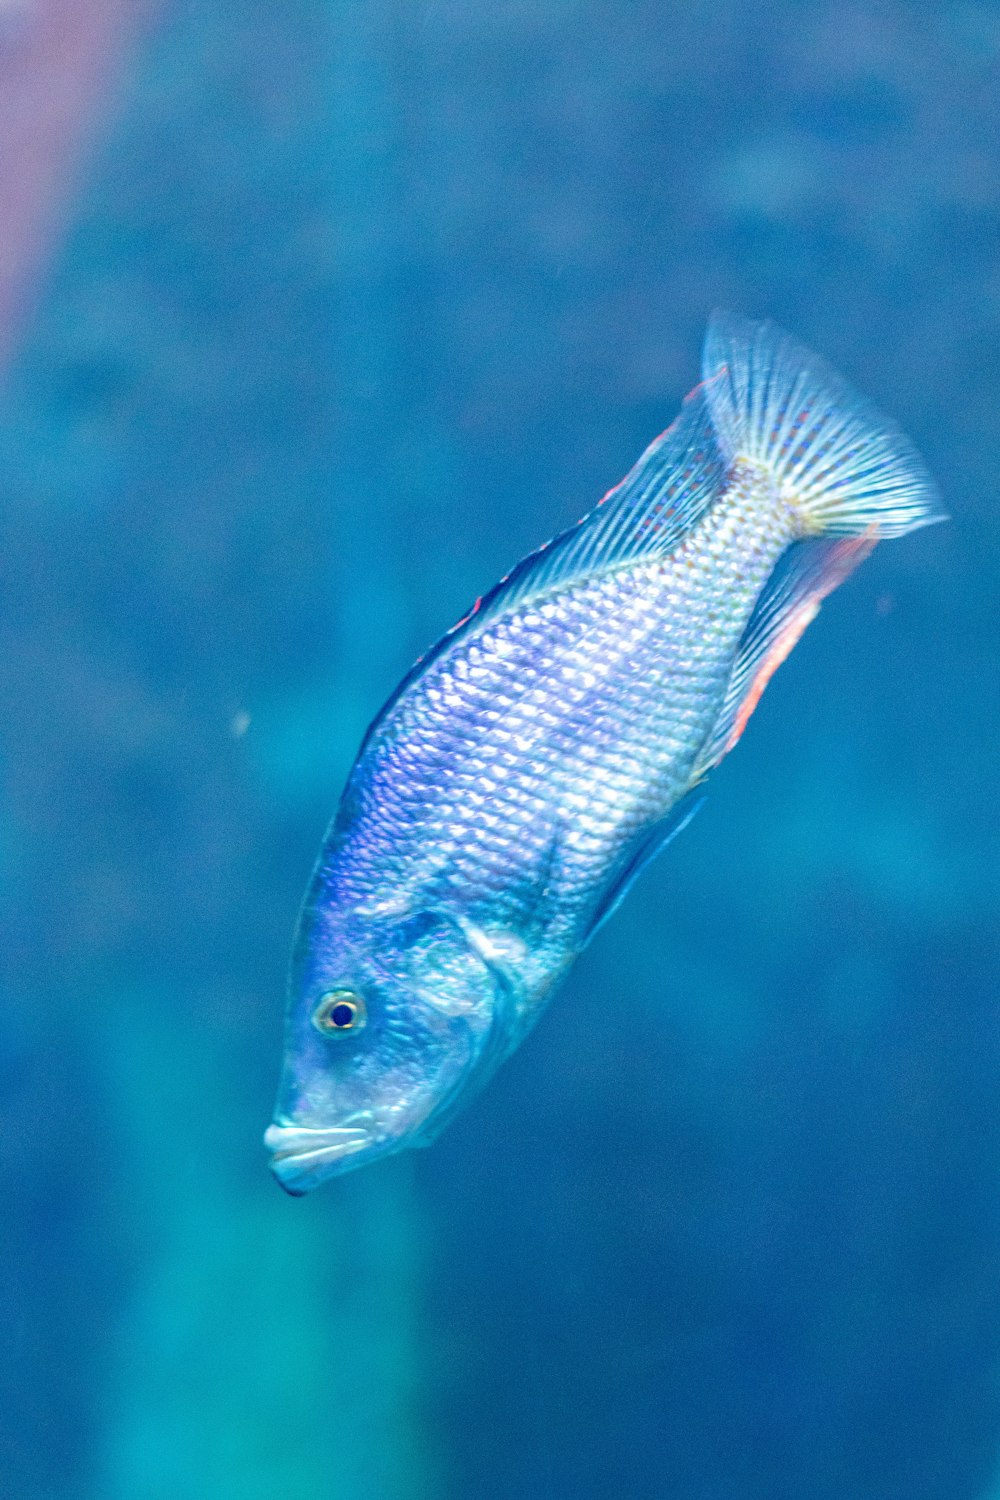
702, 313, 946, 537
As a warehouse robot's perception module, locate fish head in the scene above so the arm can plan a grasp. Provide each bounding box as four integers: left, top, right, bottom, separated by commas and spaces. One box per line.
266, 898, 519, 1193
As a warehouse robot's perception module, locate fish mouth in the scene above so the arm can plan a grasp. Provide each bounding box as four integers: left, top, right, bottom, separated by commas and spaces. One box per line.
264, 1121, 374, 1195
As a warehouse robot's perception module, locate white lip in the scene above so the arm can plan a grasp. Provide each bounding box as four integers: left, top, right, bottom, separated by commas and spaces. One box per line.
264, 1122, 372, 1194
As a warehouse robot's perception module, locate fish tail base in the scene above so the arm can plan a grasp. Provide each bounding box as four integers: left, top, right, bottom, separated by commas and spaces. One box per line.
702, 313, 946, 539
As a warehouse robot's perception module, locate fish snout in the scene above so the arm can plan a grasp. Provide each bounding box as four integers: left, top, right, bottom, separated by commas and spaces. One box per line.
264, 1121, 372, 1195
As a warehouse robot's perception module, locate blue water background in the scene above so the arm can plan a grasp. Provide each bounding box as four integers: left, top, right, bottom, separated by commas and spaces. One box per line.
2, 3, 997, 1497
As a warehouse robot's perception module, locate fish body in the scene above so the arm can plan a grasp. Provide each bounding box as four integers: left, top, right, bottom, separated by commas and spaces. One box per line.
266, 315, 943, 1192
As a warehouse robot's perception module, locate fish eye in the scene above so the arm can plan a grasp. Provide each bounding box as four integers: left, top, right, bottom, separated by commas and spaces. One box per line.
313, 990, 367, 1036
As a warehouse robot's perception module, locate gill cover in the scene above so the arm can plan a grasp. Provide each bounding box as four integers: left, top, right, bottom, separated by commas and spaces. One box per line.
398, 905, 525, 1146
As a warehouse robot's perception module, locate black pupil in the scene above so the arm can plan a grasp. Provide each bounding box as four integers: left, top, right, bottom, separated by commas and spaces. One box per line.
330, 1002, 356, 1028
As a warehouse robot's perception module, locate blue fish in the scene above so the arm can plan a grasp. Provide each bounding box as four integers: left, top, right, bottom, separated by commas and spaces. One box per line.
265, 314, 943, 1193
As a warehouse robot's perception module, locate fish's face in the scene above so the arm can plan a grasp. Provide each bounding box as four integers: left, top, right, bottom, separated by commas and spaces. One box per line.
266, 905, 514, 1193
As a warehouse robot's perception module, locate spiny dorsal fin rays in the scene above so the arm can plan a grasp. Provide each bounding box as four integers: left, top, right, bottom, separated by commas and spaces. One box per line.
702, 312, 946, 538
363, 314, 942, 770
448, 378, 729, 638
355, 380, 731, 760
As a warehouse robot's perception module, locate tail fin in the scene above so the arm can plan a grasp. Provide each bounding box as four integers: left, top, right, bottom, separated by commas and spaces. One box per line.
702, 313, 946, 537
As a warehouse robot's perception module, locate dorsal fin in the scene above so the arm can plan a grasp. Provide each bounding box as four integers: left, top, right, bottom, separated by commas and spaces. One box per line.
359, 381, 728, 755
693, 533, 876, 778
470, 381, 727, 627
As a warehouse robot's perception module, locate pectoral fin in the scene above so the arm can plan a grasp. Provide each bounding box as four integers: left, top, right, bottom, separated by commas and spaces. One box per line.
582, 790, 705, 947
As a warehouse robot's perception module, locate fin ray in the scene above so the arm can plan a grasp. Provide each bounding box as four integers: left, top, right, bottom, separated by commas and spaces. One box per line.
582, 790, 704, 946
702, 312, 945, 537
472, 382, 727, 625
694, 534, 876, 777
360, 384, 728, 753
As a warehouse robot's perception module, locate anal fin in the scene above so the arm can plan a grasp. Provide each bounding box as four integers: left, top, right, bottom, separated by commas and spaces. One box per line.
694, 532, 876, 777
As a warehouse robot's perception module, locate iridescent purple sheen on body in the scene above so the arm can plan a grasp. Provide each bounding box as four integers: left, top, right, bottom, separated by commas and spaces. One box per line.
266, 314, 943, 1192
337, 474, 797, 961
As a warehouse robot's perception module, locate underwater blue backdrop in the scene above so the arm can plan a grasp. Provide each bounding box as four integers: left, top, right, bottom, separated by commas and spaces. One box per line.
1, 2, 997, 1496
